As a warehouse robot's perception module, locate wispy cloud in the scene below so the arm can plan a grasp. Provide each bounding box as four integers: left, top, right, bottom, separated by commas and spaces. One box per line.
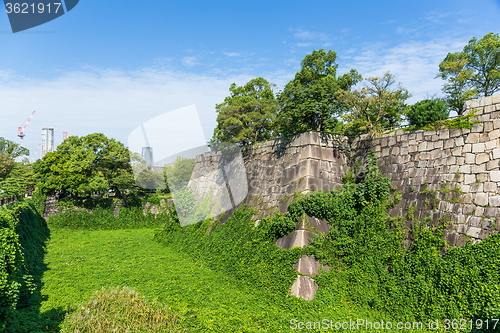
381, 19, 397, 25
181, 56, 199, 67
293, 29, 330, 41
223, 52, 241, 57
341, 37, 469, 103
0, 66, 294, 160
395, 26, 418, 35
296, 42, 313, 47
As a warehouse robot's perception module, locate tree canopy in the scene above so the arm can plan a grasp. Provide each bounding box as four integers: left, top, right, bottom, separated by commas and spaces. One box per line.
33, 133, 136, 196
276, 49, 361, 136
407, 98, 450, 128
210, 77, 278, 147
0, 137, 29, 180
438, 32, 500, 114
341, 72, 411, 134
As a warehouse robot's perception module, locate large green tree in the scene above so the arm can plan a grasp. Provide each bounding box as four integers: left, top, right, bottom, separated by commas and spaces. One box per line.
0, 137, 29, 179
438, 32, 500, 115
210, 77, 278, 147
276, 49, 361, 136
33, 133, 135, 196
342, 72, 411, 134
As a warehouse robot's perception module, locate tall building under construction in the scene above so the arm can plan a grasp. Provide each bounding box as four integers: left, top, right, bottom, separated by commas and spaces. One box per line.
41, 127, 54, 158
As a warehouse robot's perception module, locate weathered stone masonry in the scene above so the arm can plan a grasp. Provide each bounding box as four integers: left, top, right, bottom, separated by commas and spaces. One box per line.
352, 95, 500, 246
190, 94, 500, 247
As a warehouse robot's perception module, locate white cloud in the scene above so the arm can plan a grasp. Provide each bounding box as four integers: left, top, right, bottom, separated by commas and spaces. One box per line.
296, 42, 312, 47
223, 52, 241, 57
341, 37, 469, 103
181, 56, 199, 67
395, 26, 418, 35
340, 28, 350, 33
0, 66, 294, 161
293, 29, 330, 41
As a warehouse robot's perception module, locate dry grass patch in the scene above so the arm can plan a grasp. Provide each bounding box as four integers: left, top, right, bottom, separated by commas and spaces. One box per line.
60, 286, 184, 333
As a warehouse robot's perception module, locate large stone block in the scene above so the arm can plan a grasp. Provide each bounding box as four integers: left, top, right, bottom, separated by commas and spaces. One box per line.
466, 227, 481, 238
476, 153, 490, 164
466, 133, 480, 144
490, 170, 500, 181
489, 129, 500, 141
290, 275, 318, 301
276, 230, 314, 249
489, 196, 500, 207
293, 255, 329, 277
472, 143, 485, 153
474, 192, 488, 206
487, 160, 499, 170
485, 139, 498, 150
444, 139, 454, 149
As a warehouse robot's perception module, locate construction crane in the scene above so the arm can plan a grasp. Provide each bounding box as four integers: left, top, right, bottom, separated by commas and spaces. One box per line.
18, 111, 35, 147
30, 143, 41, 163
63, 132, 68, 140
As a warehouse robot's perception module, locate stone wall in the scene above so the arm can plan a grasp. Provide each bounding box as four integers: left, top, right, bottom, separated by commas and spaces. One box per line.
189, 131, 349, 219
189, 94, 500, 246
352, 94, 500, 245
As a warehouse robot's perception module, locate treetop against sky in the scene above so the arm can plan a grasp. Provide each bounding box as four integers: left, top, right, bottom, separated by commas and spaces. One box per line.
0, 0, 499, 162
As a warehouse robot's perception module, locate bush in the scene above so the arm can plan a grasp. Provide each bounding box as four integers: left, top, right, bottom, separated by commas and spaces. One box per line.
48, 204, 171, 230
0, 200, 48, 332
407, 98, 450, 127
60, 286, 183, 333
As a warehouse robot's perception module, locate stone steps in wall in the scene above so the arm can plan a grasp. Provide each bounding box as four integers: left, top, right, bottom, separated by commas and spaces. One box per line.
275, 214, 330, 301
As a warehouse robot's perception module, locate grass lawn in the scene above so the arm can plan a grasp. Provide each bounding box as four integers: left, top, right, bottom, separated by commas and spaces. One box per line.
40, 228, 290, 332
39, 228, 409, 332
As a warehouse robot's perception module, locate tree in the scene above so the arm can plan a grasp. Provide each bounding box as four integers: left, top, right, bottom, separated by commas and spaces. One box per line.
276, 49, 362, 136
210, 77, 278, 147
342, 72, 411, 134
33, 133, 136, 196
0, 137, 29, 179
163, 156, 195, 191
407, 98, 450, 128
438, 32, 500, 115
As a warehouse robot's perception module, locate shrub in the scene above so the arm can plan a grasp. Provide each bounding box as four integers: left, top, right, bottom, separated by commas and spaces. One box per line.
60, 286, 183, 333
407, 98, 450, 127
0, 200, 47, 332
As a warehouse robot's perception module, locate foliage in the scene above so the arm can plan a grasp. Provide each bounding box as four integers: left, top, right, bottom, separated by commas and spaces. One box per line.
276, 49, 361, 136
404, 109, 478, 131
0, 137, 30, 181
341, 72, 411, 134
407, 98, 450, 127
0, 200, 48, 333
0, 138, 29, 160
438, 32, 500, 114
60, 286, 183, 333
163, 157, 195, 191
47, 201, 170, 230
210, 77, 278, 147
130, 151, 167, 191
0, 161, 37, 199
33, 133, 136, 196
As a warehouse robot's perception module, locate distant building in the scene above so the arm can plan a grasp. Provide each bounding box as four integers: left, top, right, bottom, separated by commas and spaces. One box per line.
41, 127, 54, 158
142, 147, 154, 168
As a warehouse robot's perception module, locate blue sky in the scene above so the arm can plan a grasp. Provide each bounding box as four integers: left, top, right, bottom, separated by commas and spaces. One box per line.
0, 0, 499, 161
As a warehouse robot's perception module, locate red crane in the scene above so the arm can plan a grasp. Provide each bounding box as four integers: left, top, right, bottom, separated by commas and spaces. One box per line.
63, 132, 68, 140
18, 111, 35, 147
